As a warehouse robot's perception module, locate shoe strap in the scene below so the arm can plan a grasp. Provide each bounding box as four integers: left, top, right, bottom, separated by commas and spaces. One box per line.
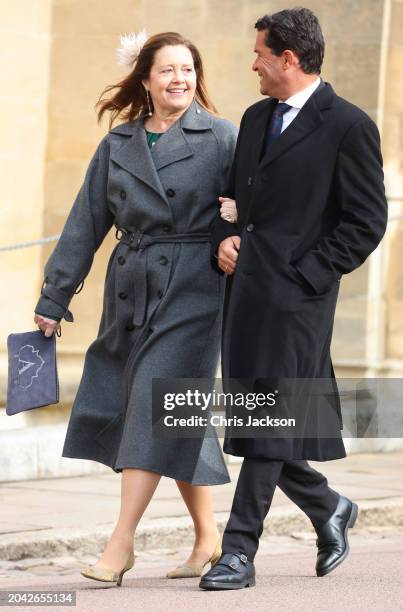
216, 553, 249, 569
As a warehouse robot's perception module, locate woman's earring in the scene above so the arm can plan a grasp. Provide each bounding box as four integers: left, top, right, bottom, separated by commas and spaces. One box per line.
146, 90, 153, 116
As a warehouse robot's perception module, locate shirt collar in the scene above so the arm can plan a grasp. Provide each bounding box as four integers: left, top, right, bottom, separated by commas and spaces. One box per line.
279, 76, 321, 109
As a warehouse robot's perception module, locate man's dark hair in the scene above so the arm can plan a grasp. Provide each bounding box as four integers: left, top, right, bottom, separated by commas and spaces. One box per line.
255, 7, 324, 74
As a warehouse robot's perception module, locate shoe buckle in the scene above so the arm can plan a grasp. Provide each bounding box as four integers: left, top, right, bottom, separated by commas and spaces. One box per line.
229, 560, 238, 569
240, 554, 248, 564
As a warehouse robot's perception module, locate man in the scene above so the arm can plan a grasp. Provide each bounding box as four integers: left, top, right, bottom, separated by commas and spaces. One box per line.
200, 8, 387, 590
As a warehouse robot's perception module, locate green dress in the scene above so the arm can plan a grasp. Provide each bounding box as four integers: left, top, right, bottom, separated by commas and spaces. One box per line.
145, 129, 163, 148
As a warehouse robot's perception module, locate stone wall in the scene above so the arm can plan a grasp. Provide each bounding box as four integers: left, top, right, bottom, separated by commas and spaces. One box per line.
0, 0, 53, 354
0, 1, 401, 456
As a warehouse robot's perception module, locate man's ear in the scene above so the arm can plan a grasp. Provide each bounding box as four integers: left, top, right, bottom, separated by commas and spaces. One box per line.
282, 49, 298, 70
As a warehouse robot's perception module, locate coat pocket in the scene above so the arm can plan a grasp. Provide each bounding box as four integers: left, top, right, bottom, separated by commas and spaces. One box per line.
288, 261, 338, 298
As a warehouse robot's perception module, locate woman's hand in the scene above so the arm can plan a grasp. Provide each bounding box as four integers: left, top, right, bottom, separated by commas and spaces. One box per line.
34, 314, 61, 338
219, 197, 238, 223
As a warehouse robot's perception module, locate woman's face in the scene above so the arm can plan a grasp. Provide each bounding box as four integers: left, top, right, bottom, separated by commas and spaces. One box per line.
143, 45, 197, 115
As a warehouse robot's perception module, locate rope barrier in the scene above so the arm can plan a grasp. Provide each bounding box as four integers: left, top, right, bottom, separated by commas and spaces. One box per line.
0, 214, 402, 252
0, 234, 61, 252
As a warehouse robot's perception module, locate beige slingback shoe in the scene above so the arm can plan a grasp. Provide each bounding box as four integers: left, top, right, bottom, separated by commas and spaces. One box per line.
166, 538, 222, 579
80, 550, 135, 587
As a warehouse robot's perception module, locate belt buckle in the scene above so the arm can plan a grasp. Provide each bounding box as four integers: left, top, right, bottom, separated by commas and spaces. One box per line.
128, 229, 144, 251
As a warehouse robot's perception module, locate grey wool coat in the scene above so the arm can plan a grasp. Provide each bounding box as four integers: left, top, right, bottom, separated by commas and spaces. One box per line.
35, 101, 238, 485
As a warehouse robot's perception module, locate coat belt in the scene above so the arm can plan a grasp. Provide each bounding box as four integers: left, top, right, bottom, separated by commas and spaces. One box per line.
115, 226, 211, 328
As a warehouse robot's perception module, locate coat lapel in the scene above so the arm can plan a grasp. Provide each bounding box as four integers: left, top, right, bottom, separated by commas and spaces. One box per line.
109, 118, 169, 203
150, 119, 193, 171
251, 98, 277, 172
108, 102, 213, 200
150, 101, 213, 171
259, 81, 334, 170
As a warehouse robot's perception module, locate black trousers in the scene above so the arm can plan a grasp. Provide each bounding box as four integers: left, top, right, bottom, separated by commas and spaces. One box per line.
222, 458, 340, 561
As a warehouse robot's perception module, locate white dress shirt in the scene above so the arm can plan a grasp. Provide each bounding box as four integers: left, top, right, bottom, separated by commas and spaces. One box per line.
279, 77, 321, 133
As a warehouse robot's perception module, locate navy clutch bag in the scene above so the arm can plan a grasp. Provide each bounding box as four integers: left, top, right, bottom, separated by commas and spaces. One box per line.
6, 330, 59, 416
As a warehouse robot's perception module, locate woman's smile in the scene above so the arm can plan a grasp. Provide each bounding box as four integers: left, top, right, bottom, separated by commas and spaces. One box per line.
166, 88, 188, 96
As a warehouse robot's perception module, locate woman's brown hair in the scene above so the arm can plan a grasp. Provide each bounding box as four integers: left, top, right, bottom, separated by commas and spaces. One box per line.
96, 32, 218, 128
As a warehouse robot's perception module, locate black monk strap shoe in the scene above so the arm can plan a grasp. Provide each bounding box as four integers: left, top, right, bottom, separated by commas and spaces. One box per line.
199, 553, 255, 590
315, 495, 359, 577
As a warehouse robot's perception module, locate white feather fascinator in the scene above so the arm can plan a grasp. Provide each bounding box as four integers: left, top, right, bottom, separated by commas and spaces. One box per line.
116, 29, 149, 67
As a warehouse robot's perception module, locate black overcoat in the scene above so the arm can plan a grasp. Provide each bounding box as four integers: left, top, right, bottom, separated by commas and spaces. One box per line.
210, 82, 388, 461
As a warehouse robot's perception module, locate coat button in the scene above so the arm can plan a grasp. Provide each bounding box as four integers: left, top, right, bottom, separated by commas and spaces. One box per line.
118, 291, 128, 300
118, 256, 126, 265
166, 188, 175, 197
162, 225, 171, 233
247, 177, 253, 186
120, 190, 126, 200
157, 289, 163, 299
159, 256, 168, 265
246, 224, 255, 232
125, 323, 135, 331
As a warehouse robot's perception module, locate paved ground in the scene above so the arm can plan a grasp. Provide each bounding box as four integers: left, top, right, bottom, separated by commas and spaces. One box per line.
0, 531, 402, 611
1, 452, 403, 560
0, 452, 402, 611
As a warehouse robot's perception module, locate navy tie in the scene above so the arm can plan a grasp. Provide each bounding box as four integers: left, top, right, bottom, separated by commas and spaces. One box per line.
264, 102, 292, 151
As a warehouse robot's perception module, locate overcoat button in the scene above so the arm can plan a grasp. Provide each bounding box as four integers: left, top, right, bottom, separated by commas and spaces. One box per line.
118, 291, 128, 300
166, 188, 175, 197
247, 177, 253, 186
162, 225, 171, 233
159, 256, 168, 265
120, 190, 127, 200
118, 256, 126, 265
125, 323, 135, 331
246, 224, 255, 232
157, 289, 163, 299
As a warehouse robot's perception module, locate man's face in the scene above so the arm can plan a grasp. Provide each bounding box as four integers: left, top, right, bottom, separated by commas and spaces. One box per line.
252, 30, 285, 97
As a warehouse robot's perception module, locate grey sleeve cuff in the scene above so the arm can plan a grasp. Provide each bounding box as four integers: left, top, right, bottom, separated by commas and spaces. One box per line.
34, 311, 61, 322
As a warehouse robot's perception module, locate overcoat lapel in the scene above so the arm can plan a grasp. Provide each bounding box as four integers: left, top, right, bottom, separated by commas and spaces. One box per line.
250, 98, 277, 172
150, 119, 193, 171
258, 82, 334, 170
109, 101, 213, 202
110, 119, 169, 204
151, 101, 213, 170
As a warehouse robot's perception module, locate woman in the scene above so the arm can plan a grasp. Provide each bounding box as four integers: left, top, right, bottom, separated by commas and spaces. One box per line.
34, 31, 238, 586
